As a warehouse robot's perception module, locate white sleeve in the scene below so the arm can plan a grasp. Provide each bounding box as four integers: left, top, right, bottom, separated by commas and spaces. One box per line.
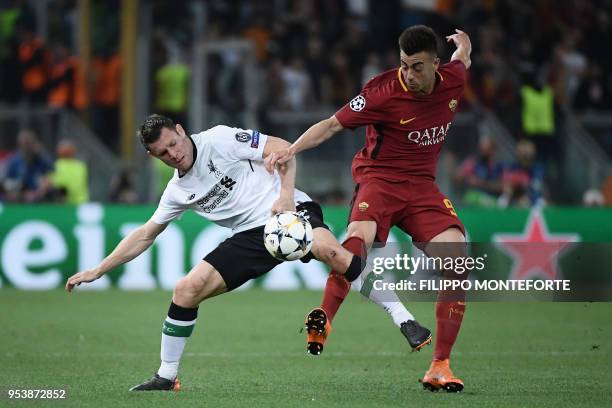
151, 188, 185, 224
208, 125, 268, 162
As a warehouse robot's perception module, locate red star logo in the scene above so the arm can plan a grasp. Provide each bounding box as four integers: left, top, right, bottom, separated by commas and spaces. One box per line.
494, 210, 580, 280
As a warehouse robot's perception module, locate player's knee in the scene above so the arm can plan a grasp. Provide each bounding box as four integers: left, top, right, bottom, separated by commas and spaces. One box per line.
346, 222, 376, 247
173, 277, 191, 299
426, 238, 467, 260
448, 243, 467, 259
174, 276, 206, 305
346, 228, 367, 242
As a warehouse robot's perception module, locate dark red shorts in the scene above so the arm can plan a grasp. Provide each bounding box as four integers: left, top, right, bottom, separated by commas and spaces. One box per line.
348, 178, 465, 243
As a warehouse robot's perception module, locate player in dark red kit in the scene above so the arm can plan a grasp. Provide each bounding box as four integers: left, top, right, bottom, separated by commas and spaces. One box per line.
266, 25, 472, 392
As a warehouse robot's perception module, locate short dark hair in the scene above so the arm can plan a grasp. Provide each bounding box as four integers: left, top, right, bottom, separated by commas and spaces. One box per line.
398, 25, 438, 56
138, 114, 175, 150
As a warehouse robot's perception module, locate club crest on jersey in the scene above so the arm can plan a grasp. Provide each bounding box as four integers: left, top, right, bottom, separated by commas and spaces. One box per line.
349, 95, 366, 112
235, 132, 251, 143
207, 159, 223, 178
358, 201, 369, 212
449, 98, 458, 112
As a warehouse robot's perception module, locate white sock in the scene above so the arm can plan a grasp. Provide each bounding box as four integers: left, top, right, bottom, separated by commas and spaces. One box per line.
158, 316, 196, 380
386, 302, 415, 327
352, 270, 415, 327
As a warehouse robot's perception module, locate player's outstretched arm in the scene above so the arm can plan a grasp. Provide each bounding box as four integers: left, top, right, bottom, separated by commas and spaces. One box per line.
446, 29, 472, 69
264, 115, 344, 173
264, 136, 297, 213
65, 219, 168, 292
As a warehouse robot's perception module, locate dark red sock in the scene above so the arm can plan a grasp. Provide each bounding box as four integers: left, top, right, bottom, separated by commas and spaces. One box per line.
320, 274, 350, 323
433, 291, 466, 361
320, 237, 367, 322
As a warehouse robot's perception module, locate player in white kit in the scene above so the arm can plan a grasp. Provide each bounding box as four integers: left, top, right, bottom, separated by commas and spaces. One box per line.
64, 114, 421, 391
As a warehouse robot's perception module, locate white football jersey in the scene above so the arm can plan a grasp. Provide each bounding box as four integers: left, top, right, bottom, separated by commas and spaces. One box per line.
151, 125, 311, 233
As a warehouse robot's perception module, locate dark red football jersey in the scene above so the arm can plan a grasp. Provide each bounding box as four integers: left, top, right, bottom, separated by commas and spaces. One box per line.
335, 60, 467, 183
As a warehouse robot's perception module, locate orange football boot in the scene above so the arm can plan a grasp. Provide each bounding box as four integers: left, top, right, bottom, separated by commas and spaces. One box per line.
419, 359, 464, 392
304, 308, 332, 355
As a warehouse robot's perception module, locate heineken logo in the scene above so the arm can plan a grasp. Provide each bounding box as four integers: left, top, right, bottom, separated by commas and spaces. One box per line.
494, 210, 580, 280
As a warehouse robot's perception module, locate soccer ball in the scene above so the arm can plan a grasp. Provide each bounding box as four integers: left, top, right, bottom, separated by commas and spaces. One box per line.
264, 211, 313, 261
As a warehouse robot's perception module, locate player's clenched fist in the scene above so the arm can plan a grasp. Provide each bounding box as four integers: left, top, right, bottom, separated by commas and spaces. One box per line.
264, 147, 294, 173
65, 269, 101, 292
445, 29, 472, 69
270, 196, 296, 215
446, 29, 471, 53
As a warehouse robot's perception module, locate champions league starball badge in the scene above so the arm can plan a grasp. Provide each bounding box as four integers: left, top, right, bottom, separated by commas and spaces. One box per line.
235, 132, 251, 143
349, 95, 366, 112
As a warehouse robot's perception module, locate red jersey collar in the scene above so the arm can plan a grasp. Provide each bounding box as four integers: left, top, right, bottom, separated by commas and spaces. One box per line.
397, 68, 444, 94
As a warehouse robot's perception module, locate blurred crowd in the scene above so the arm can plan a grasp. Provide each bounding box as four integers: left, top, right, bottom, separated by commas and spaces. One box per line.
0, 0, 611, 206
0, 127, 90, 204
0, 0, 122, 149
0, 128, 144, 204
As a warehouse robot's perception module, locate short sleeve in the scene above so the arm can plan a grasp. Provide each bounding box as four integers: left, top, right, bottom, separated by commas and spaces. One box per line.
207, 125, 268, 162
150, 188, 185, 225
334, 88, 385, 130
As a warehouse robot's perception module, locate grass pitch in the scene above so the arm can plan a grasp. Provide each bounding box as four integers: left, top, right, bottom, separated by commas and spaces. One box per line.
1, 289, 611, 407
